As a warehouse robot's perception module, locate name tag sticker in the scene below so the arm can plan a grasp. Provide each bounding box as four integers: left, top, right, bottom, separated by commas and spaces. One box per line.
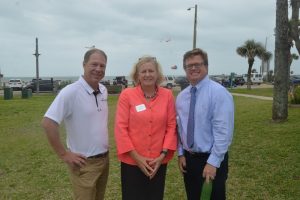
135, 104, 146, 112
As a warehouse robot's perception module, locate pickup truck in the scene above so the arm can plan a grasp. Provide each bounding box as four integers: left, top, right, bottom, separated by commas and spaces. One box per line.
113, 76, 128, 88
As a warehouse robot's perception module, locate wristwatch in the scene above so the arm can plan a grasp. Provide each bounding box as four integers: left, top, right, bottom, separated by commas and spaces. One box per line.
160, 150, 168, 156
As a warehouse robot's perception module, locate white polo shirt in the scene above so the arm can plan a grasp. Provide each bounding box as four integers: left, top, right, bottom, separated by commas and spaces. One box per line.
44, 76, 109, 157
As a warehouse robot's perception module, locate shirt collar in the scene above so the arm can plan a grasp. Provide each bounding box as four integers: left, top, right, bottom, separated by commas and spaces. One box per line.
79, 76, 104, 95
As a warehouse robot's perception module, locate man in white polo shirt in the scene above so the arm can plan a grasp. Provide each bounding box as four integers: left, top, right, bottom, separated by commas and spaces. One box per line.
42, 48, 109, 200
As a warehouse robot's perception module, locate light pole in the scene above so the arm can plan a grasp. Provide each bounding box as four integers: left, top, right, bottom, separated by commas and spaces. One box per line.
261, 35, 273, 81
187, 4, 198, 49
33, 37, 41, 94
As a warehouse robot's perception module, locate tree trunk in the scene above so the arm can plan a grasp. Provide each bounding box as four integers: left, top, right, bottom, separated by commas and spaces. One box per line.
247, 58, 254, 90
272, 0, 289, 121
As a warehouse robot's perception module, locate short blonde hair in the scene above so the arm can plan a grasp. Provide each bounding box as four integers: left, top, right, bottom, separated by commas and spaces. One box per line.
130, 56, 165, 86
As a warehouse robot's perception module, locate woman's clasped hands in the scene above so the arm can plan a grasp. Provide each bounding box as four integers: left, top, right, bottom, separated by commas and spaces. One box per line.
129, 150, 165, 179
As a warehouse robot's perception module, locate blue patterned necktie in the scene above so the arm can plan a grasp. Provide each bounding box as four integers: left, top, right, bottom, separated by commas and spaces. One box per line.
187, 86, 197, 148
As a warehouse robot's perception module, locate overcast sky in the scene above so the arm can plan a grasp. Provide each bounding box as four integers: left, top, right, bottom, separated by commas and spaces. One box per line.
1, 0, 299, 78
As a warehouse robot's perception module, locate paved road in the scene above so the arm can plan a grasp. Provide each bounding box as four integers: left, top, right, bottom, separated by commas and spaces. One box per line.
231, 93, 273, 101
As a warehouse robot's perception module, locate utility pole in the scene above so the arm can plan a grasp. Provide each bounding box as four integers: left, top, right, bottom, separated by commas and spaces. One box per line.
33, 37, 40, 94
187, 4, 198, 49
193, 4, 197, 49
262, 36, 272, 82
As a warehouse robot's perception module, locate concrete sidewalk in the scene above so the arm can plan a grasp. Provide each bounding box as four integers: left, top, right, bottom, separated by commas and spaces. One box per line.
231, 93, 273, 101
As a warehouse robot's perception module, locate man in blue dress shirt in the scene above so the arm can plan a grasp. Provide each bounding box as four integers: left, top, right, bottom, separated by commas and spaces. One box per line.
176, 48, 234, 200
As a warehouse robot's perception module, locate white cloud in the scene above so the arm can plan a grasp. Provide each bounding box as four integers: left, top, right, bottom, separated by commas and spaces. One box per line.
0, 0, 298, 78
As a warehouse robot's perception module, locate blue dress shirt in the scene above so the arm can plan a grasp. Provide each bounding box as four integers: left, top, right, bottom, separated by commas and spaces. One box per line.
176, 75, 234, 168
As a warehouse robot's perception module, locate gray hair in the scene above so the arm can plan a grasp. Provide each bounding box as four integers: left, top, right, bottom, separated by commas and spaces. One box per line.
83, 48, 107, 64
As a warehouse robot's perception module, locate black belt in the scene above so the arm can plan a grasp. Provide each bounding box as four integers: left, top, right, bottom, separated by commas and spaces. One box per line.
184, 150, 209, 157
87, 151, 108, 159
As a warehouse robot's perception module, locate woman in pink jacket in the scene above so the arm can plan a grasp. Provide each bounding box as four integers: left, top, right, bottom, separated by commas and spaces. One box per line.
114, 56, 177, 200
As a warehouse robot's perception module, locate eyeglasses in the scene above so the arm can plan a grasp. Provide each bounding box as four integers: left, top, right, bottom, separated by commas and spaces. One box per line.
138, 56, 156, 61
184, 63, 205, 70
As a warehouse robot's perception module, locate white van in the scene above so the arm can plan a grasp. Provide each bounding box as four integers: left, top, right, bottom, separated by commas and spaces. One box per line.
8, 79, 24, 90
242, 73, 263, 85
160, 76, 176, 89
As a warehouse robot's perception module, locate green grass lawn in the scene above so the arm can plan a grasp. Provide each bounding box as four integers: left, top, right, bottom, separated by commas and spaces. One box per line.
0, 92, 299, 200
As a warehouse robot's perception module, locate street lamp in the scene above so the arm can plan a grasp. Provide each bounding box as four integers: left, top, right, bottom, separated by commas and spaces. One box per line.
187, 4, 198, 49
33, 37, 41, 94
261, 34, 273, 81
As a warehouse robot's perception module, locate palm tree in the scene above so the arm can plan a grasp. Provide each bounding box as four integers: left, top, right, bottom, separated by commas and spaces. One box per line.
236, 39, 272, 89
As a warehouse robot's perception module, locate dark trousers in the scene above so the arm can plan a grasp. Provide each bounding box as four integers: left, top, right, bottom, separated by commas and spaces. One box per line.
121, 162, 167, 200
183, 151, 228, 200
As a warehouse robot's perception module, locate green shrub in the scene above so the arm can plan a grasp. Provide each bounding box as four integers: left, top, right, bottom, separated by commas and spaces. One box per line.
107, 85, 122, 94
57, 80, 72, 90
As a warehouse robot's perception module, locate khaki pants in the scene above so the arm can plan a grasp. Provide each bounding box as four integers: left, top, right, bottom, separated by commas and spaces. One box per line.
69, 155, 109, 200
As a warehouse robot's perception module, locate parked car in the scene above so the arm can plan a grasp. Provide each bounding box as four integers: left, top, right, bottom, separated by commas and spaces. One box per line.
210, 76, 236, 88
233, 76, 245, 86
160, 75, 176, 89
100, 79, 110, 86
290, 75, 300, 85
210, 76, 223, 84
8, 79, 24, 90
174, 76, 189, 90
113, 76, 128, 88
221, 79, 231, 88
175, 76, 189, 85
26, 79, 54, 92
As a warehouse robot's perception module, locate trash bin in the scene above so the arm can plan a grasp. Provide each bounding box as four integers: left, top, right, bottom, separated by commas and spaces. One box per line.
22, 88, 32, 99
4, 87, 13, 100
28, 88, 32, 97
